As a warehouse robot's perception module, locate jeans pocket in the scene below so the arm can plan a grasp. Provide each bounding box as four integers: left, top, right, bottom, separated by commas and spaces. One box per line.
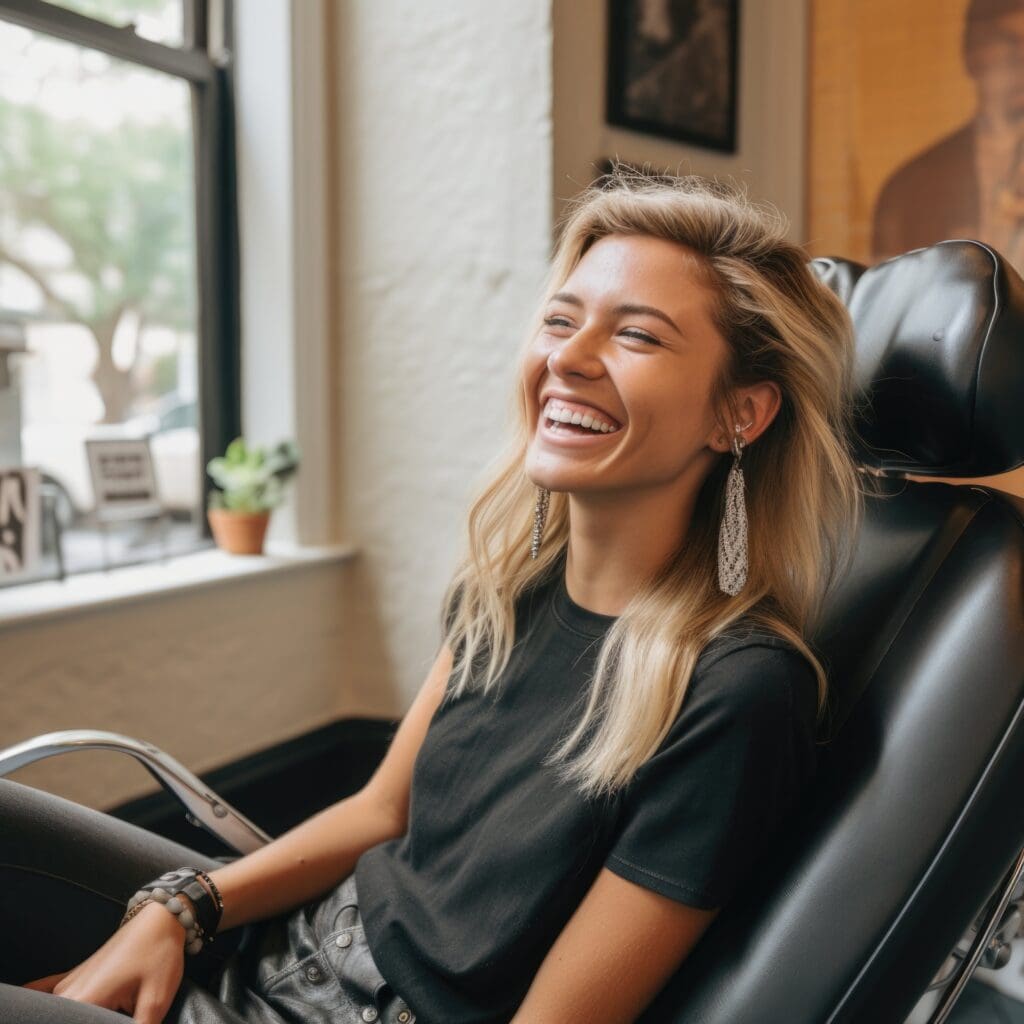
323, 923, 416, 1023
260, 947, 355, 1024
255, 874, 417, 1023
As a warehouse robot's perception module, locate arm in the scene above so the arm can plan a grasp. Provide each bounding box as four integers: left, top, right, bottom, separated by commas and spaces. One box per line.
511, 868, 718, 1024
22, 648, 453, 1023
512, 642, 816, 1022
197, 642, 453, 931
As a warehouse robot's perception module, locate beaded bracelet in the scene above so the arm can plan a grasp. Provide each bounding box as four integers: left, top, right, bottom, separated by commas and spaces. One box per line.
118, 867, 224, 956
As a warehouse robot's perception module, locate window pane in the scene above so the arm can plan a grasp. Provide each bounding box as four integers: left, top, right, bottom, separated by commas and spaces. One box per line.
42, 0, 184, 47
0, 19, 207, 584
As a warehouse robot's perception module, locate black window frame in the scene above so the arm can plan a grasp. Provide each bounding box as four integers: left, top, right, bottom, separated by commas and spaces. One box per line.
0, 0, 242, 540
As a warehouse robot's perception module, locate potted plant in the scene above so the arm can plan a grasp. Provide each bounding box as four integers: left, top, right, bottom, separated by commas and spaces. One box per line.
206, 437, 300, 555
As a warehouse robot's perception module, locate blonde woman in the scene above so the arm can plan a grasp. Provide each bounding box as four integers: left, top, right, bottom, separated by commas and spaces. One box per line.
4, 170, 863, 1024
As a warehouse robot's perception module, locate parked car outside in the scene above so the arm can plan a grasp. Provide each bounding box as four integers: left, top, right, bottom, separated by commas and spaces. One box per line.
21, 395, 200, 524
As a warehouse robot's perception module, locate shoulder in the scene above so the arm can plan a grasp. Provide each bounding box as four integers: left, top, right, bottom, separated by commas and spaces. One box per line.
873, 123, 976, 245
691, 625, 818, 724
877, 124, 975, 201
697, 622, 808, 675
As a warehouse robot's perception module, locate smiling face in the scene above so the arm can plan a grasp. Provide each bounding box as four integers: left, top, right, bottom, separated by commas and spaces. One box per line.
523, 233, 734, 501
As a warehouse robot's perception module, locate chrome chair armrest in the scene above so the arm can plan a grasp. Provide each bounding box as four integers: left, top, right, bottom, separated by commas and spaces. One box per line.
0, 729, 272, 854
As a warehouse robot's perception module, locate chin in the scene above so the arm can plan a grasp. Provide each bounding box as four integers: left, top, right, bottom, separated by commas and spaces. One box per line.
525, 469, 561, 493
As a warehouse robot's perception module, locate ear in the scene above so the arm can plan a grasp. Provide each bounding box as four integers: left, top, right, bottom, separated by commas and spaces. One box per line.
708, 381, 783, 453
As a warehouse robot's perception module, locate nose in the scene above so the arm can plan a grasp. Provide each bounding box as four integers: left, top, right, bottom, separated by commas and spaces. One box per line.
546, 324, 606, 381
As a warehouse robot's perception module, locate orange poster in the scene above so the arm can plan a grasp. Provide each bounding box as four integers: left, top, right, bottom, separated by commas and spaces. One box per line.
809, 0, 1024, 270
809, 0, 1024, 496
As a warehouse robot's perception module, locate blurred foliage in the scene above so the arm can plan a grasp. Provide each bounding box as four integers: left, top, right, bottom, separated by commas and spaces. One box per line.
0, 5, 196, 422
149, 350, 179, 396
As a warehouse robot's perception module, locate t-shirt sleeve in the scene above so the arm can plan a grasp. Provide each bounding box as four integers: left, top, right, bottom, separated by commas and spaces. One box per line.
604, 640, 819, 910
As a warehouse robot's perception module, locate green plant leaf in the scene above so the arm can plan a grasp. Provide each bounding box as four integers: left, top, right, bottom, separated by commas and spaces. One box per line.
205, 435, 300, 512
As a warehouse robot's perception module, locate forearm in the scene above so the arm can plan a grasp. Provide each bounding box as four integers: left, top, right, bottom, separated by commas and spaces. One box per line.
197, 789, 403, 932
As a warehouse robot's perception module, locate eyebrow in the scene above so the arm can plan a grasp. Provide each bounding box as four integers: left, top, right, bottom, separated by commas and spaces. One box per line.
549, 291, 682, 335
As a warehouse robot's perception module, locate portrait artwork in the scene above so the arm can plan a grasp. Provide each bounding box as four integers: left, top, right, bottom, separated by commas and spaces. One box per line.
809, 0, 1024, 271
809, 0, 1024, 496
606, 0, 741, 152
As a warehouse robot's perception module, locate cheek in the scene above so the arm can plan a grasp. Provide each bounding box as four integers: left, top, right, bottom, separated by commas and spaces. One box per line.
524, 331, 556, 371
639, 375, 717, 444
520, 339, 554, 421
520, 340, 547, 390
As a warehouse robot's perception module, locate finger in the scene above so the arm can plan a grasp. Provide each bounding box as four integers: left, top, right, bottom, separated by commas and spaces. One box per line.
22, 971, 70, 992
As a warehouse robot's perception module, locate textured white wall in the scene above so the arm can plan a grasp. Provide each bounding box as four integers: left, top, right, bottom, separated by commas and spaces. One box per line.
329, 1, 554, 710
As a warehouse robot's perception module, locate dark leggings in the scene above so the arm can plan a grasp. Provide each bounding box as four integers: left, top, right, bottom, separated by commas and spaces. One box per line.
0, 776, 250, 1023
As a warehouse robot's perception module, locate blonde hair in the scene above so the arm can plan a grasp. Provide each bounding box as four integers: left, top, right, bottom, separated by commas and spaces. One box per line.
440, 168, 865, 801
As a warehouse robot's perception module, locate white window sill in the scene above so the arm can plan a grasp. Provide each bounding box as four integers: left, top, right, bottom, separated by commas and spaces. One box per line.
0, 542, 357, 631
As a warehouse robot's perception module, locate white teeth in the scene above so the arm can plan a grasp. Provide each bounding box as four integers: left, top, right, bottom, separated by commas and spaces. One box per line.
542, 399, 618, 433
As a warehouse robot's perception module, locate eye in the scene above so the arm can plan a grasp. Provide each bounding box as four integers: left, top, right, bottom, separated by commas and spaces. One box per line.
620, 329, 660, 346
542, 315, 574, 329
540, 316, 661, 346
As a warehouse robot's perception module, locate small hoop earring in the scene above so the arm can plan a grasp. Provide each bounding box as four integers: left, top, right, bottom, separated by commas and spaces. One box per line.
531, 487, 551, 560
718, 424, 750, 596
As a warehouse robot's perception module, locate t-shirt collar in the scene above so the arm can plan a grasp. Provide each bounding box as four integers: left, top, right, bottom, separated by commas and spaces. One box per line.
550, 555, 619, 639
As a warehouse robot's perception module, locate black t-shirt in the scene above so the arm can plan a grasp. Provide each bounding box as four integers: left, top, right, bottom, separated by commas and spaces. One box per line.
354, 561, 819, 1024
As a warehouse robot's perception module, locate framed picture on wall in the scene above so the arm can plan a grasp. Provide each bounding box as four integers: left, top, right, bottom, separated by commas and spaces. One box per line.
605, 0, 741, 153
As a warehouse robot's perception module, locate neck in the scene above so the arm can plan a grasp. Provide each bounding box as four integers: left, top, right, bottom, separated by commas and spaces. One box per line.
562, 480, 701, 616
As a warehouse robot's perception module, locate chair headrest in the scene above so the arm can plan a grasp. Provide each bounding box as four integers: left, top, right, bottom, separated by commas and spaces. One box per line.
812, 241, 1024, 477
809, 256, 866, 307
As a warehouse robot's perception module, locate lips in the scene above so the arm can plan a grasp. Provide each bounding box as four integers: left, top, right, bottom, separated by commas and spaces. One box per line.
539, 393, 622, 431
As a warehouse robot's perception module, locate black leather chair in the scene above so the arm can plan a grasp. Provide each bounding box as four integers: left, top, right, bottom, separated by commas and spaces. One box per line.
2, 240, 1022, 1024
643, 239, 1024, 1023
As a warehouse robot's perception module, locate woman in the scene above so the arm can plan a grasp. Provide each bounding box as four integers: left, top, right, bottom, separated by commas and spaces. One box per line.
2, 170, 863, 1024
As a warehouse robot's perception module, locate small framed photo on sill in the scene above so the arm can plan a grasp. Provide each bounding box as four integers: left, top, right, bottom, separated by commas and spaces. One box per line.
606, 0, 741, 154
0, 466, 40, 581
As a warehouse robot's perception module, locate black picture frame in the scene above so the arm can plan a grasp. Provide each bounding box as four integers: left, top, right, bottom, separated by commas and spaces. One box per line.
606, 0, 741, 153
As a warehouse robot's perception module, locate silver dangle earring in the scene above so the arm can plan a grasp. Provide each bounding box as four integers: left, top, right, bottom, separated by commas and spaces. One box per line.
530, 487, 551, 560
718, 423, 751, 596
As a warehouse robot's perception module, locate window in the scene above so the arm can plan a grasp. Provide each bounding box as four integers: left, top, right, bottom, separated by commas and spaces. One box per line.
0, 0, 240, 585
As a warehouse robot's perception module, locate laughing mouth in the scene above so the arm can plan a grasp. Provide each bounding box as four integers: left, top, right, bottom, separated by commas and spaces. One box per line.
541, 398, 621, 434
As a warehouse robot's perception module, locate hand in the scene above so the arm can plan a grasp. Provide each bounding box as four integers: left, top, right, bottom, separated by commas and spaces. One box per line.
22, 900, 188, 1024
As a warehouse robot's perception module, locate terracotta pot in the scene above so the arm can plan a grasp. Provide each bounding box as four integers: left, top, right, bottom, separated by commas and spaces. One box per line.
208, 508, 271, 555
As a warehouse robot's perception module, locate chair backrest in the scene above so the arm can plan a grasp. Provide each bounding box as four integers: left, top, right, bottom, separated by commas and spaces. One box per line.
643, 241, 1024, 1023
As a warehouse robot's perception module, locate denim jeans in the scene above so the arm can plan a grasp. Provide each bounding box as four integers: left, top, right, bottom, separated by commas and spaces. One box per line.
0, 778, 417, 1024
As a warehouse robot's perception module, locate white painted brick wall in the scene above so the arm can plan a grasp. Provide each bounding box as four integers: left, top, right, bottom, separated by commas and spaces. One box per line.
331, 0, 554, 710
